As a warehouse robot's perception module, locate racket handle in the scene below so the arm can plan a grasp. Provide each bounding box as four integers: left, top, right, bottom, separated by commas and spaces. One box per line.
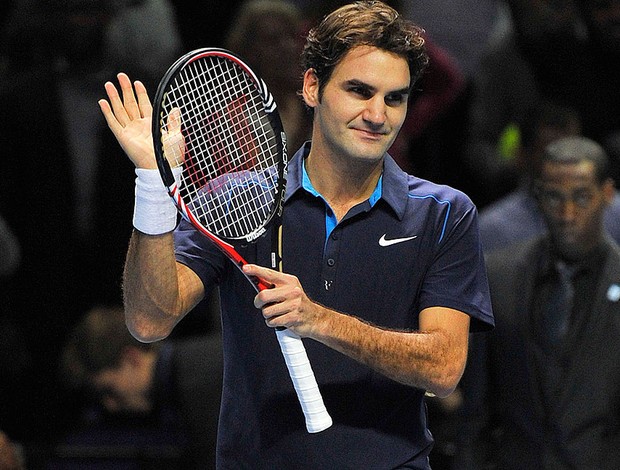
275, 328, 333, 433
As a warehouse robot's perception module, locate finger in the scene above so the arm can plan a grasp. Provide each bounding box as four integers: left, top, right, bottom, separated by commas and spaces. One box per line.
243, 264, 285, 285
104, 80, 130, 127
162, 108, 185, 166
134, 80, 152, 119
254, 285, 288, 309
162, 108, 181, 137
258, 296, 291, 327
167, 107, 182, 133
260, 294, 304, 330
265, 314, 288, 329
98, 98, 123, 135
117, 73, 141, 120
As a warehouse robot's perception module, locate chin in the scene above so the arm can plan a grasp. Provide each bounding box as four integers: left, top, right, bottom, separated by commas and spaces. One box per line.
555, 242, 588, 262
354, 141, 391, 162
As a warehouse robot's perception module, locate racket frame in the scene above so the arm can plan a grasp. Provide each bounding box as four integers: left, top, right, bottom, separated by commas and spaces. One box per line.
152, 48, 287, 290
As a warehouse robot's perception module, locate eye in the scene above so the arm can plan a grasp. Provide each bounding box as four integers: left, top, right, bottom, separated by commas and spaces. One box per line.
385, 92, 407, 106
539, 190, 564, 208
573, 191, 595, 207
349, 85, 372, 99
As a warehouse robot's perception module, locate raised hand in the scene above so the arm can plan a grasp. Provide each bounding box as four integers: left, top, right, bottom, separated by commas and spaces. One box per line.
98, 73, 157, 169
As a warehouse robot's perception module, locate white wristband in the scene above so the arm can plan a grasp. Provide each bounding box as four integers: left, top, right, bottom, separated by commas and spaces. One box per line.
133, 167, 182, 235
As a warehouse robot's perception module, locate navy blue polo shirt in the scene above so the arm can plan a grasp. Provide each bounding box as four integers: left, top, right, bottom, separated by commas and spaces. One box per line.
174, 143, 494, 469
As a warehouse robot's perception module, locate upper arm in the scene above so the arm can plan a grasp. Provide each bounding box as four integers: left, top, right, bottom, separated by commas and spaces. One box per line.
176, 261, 207, 313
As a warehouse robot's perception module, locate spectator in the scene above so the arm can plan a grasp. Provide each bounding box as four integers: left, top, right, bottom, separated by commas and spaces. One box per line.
479, 101, 620, 252
0, 214, 20, 278
0, 0, 183, 441
224, 0, 311, 154
58, 305, 223, 469
456, 136, 620, 469
400, 0, 503, 79
388, 37, 467, 186
168, 0, 245, 51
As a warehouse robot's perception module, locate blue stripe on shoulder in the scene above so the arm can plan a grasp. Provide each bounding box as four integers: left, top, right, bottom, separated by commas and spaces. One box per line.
408, 193, 451, 243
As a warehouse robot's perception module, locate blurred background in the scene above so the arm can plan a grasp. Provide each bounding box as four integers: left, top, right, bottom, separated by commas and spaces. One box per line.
0, 0, 618, 468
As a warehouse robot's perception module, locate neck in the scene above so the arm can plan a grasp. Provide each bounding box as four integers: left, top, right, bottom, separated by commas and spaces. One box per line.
552, 235, 606, 265
305, 148, 383, 220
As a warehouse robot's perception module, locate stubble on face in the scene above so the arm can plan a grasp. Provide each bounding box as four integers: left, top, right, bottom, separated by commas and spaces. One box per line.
306, 45, 411, 169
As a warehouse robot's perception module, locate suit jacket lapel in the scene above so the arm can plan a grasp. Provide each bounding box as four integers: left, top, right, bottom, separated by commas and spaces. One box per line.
520, 239, 551, 421
551, 238, 620, 412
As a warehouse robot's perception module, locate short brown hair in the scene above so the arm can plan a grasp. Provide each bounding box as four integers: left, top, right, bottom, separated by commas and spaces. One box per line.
301, 1, 428, 97
60, 306, 156, 388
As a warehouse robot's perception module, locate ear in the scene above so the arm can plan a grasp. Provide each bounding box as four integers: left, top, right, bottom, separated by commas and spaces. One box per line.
301, 68, 320, 109
602, 177, 615, 206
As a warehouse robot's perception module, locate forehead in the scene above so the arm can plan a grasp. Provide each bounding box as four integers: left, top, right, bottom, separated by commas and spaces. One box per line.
331, 45, 410, 89
540, 160, 597, 186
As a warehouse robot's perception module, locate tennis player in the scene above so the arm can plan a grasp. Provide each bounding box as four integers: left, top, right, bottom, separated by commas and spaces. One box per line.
99, 2, 494, 468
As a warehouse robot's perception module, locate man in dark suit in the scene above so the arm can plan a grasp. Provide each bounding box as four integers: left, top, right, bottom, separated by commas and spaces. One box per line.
455, 136, 620, 469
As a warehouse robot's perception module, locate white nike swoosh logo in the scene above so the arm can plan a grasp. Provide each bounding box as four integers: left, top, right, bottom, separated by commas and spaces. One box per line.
378, 234, 418, 247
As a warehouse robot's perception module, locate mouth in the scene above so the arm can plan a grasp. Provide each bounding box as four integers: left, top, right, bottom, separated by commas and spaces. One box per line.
353, 127, 389, 141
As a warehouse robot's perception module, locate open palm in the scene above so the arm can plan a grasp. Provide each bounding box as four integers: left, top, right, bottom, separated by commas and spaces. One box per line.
99, 73, 185, 170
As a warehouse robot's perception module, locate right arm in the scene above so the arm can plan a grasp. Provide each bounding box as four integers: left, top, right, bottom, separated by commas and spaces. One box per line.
99, 73, 204, 342
123, 230, 204, 341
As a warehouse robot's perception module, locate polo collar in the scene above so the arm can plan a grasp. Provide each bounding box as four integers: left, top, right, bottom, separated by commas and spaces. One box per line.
284, 142, 409, 220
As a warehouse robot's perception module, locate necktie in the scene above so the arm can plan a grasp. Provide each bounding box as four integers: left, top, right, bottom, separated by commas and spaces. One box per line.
542, 260, 576, 347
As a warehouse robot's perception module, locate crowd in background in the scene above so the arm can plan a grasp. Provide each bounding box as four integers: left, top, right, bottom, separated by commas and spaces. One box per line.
0, 0, 618, 468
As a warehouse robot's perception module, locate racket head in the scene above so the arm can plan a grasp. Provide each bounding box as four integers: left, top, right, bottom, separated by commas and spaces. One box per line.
152, 48, 288, 244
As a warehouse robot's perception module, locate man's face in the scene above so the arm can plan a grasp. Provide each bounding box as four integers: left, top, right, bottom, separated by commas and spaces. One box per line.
536, 160, 614, 260
90, 349, 152, 413
303, 45, 410, 166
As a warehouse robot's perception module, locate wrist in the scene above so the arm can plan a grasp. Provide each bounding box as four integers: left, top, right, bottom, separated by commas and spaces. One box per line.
132, 167, 182, 235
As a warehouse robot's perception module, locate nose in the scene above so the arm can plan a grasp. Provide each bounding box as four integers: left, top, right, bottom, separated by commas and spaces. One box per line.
362, 96, 387, 128
557, 198, 578, 223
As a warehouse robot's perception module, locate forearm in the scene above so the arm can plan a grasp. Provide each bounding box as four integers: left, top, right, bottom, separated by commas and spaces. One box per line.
123, 230, 199, 342
312, 308, 468, 397
245, 265, 470, 396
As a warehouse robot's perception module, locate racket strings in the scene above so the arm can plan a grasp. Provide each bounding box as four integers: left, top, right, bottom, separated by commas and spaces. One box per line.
161, 54, 280, 239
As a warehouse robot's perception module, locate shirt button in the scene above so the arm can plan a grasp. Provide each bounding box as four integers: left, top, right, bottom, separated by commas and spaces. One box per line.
327, 258, 335, 267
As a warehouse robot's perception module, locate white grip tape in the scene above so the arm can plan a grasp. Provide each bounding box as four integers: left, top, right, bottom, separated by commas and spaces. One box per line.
133, 167, 182, 235
275, 328, 333, 433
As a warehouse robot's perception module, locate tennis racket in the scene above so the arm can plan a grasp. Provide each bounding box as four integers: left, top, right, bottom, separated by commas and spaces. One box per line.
151, 48, 332, 433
